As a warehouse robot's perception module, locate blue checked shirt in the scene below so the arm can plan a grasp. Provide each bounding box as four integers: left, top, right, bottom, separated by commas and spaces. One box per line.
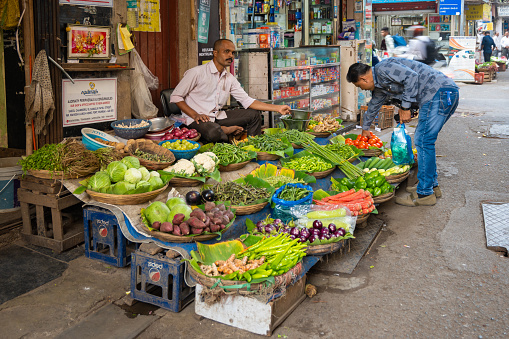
363, 58, 458, 130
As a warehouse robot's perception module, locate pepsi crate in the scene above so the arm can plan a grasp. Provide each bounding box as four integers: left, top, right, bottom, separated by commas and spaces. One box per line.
130, 250, 195, 313
83, 206, 138, 267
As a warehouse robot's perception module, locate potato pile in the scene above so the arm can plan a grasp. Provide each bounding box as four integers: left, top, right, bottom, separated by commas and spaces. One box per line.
94, 137, 127, 152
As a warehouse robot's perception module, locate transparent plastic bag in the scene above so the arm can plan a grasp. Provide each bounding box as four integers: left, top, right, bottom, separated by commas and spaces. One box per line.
130, 49, 158, 119
289, 204, 356, 235
271, 184, 313, 224
390, 123, 414, 165
131, 49, 159, 90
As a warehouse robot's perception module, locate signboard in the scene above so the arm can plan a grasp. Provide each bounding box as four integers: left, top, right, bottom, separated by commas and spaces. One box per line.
59, 0, 113, 7
198, 0, 219, 64
439, 0, 461, 15
365, 0, 372, 24
134, 0, 161, 32
62, 78, 117, 127
465, 4, 491, 21
355, 0, 363, 13
444, 36, 476, 82
198, 0, 211, 43
499, 6, 509, 17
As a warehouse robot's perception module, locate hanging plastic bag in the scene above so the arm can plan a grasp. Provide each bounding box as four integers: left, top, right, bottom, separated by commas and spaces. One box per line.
130, 49, 159, 90
390, 123, 414, 165
130, 49, 158, 119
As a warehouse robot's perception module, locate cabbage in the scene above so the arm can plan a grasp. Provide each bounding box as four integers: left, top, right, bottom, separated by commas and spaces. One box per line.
145, 201, 170, 225
107, 161, 127, 183
139, 167, 150, 182
88, 172, 111, 191
124, 168, 142, 184
122, 156, 141, 169
148, 176, 164, 190
112, 181, 135, 195
135, 180, 151, 193
150, 171, 160, 178
166, 197, 186, 210
167, 204, 192, 222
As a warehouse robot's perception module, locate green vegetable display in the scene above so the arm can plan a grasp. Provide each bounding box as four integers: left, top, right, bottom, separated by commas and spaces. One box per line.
241, 134, 288, 153
281, 129, 314, 145
325, 143, 357, 160
262, 176, 305, 187
331, 171, 394, 197
278, 185, 311, 201
213, 181, 271, 206
133, 149, 174, 162
211, 143, 254, 165
283, 155, 334, 173
357, 157, 396, 171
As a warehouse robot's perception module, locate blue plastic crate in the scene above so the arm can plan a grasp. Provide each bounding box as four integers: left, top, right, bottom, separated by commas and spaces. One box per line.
131, 250, 195, 313
83, 206, 137, 267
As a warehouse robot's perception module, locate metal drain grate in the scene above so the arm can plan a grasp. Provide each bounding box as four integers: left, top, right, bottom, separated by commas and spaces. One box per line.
482, 202, 509, 253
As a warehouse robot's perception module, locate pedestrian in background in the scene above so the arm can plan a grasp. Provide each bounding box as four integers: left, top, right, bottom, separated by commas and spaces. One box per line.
480, 31, 496, 63
493, 32, 501, 57
380, 27, 395, 58
501, 31, 509, 59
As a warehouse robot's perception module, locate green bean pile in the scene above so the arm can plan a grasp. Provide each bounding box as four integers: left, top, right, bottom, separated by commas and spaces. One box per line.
282, 130, 314, 145
263, 176, 305, 187
214, 181, 271, 205
277, 185, 311, 201
325, 143, 357, 160
284, 155, 333, 173
18, 144, 65, 172
212, 143, 252, 165
242, 134, 287, 152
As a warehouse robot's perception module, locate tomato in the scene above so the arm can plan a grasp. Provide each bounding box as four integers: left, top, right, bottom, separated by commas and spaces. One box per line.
353, 140, 359, 146
360, 136, 368, 142
376, 142, 383, 148
345, 140, 353, 145
356, 134, 362, 141
368, 139, 376, 145
358, 141, 366, 149
345, 138, 352, 142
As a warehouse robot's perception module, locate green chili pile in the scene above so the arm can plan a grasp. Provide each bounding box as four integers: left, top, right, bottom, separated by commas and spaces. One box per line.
325, 143, 357, 160
213, 181, 271, 205
284, 155, 333, 173
211, 143, 253, 165
263, 176, 305, 187
278, 185, 311, 201
282, 130, 314, 145
242, 134, 287, 153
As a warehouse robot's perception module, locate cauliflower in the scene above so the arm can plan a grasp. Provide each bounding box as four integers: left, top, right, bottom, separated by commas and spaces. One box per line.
191, 153, 216, 174
164, 159, 195, 177
201, 152, 219, 165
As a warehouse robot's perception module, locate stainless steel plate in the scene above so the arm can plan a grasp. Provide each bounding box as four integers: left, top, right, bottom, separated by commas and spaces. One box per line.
148, 117, 174, 132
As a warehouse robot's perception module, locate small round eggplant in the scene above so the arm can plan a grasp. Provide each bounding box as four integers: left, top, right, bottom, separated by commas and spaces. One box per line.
299, 236, 308, 243
336, 228, 346, 237
320, 227, 330, 236
290, 235, 297, 240
311, 228, 321, 236
201, 189, 215, 202
328, 223, 337, 233
256, 220, 264, 228
265, 224, 275, 233
300, 227, 311, 239
313, 220, 323, 229
308, 235, 318, 243
290, 227, 300, 237
185, 191, 202, 205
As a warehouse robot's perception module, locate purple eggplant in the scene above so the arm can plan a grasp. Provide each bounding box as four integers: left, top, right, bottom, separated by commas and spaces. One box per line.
324, 233, 331, 240
336, 228, 346, 237
319, 234, 328, 241
290, 235, 296, 240
311, 228, 321, 236
321, 227, 330, 236
290, 227, 300, 237
299, 236, 308, 243
308, 235, 318, 243
328, 223, 337, 233
313, 220, 323, 229
281, 228, 290, 234
256, 220, 264, 228
300, 227, 311, 239
265, 224, 275, 233
330, 232, 340, 239
273, 218, 282, 225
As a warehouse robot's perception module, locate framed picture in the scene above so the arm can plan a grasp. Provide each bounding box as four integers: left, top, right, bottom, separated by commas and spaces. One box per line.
67, 25, 111, 59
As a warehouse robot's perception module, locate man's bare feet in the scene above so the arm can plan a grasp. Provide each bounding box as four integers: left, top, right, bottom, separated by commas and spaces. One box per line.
221, 126, 244, 135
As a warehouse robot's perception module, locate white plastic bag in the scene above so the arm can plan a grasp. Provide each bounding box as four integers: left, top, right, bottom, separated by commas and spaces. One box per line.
130, 49, 158, 119
131, 49, 159, 90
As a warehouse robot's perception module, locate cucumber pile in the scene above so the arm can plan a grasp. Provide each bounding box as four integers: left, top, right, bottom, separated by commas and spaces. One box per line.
357, 157, 395, 171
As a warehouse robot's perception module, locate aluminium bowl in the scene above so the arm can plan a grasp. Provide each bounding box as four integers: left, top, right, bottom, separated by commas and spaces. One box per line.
291, 110, 312, 120
281, 118, 310, 132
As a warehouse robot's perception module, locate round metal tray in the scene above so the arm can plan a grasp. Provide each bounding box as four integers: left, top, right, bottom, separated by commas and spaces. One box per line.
148, 117, 174, 132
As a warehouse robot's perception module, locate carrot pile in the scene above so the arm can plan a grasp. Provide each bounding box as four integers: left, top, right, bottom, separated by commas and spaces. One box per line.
313, 189, 375, 216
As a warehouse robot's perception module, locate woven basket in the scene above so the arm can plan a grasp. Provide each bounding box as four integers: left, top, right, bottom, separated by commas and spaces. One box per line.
385, 171, 410, 184
189, 261, 303, 292
362, 149, 383, 157
305, 239, 347, 255
125, 139, 176, 170
306, 130, 334, 138
188, 132, 201, 142
373, 191, 395, 204
218, 160, 252, 172
27, 169, 89, 180
356, 212, 370, 225
168, 176, 203, 187
291, 142, 303, 149
307, 166, 335, 179
230, 201, 268, 215
256, 152, 281, 161
139, 223, 224, 243
86, 184, 168, 205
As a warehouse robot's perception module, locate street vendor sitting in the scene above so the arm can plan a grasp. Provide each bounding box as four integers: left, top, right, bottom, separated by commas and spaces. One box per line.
170, 39, 291, 143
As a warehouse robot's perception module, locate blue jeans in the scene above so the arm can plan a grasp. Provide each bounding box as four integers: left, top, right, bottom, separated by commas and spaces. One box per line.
414, 87, 459, 196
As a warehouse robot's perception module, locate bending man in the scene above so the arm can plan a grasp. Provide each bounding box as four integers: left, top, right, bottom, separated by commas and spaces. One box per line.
170, 39, 291, 143
346, 58, 459, 207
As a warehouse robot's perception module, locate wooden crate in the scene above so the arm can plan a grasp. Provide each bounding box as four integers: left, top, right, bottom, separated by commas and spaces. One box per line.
496, 62, 506, 71
483, 71, 493, 82
18, 178, 83, 253
360, 105, 394, 130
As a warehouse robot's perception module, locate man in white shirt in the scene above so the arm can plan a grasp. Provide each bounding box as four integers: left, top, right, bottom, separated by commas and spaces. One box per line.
380, 27, 395, 57
493, 32, 501, 57
170, 39, 291, 143
501, 31, 509, 59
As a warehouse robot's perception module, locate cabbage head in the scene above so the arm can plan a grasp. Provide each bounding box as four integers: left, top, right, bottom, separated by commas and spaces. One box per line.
135, 180, 151, 193
107, 161, 127, 183
139, 166, 150, 182
150, 171, 160, 178
122, 156, 141, 169
112, 181, 135, 195
145, 201, 170, 225
88, 172, 111, 192
124, 168, 142, 184
148, 176, 164, 190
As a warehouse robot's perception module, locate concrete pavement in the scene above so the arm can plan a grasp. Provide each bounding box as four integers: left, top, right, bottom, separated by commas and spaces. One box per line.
1, 72, 509, 338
